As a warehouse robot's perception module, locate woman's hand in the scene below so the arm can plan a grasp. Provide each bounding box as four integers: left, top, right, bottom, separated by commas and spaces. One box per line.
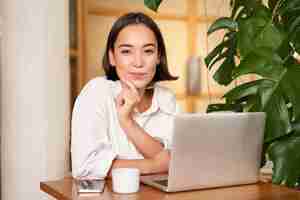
115, 80, 141, 126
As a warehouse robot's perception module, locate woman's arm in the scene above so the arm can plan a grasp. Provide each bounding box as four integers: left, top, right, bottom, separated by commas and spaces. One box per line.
72, 79, 117, 179
115, 80, 166, 159
121, 119, 164, 159
109, 149, 170, 175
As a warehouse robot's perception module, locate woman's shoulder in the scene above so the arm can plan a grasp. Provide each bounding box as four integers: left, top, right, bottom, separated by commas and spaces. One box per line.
155, 84, 176, 99
76, 76, 116, 102
154, 83, 177, 113
82, 76, 110, 90
81, 76, 115, 94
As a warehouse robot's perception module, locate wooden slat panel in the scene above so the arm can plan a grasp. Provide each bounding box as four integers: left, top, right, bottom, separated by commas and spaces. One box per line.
185, 0, 199, 112
88, 7, 218, 23
77, 0, 88, 94
69, 48, 78, 58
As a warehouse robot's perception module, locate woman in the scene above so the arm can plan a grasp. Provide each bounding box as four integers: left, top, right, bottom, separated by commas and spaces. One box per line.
71, 12, 180, 179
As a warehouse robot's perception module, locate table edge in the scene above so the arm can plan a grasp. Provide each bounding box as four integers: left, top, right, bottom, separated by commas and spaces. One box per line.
40, 181, 71, 200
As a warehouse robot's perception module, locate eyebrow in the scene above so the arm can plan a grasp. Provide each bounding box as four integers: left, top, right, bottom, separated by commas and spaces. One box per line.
117, 43, 156, 48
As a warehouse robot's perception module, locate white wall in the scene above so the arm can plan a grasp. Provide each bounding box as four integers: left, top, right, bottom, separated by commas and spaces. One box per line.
1, 0, 70, 200
0, 13, 3, 200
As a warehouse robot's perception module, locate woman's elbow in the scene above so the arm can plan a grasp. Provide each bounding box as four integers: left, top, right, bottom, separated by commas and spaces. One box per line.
153, 150, 171, 173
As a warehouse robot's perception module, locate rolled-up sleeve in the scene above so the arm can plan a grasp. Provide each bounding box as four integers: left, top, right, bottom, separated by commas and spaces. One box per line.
71, 80, 117, 179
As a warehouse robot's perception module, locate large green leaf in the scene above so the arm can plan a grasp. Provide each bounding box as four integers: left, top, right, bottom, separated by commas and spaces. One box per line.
283, 10, 300, 53
261, 85, 291, 142
223, 79, 271, 103
205, 39, 231, 69
243, 95, 260, 112
206, 103, 243, 113
207, 17, 238, 35
228, 64, 291, 142
292, 29, 300, 53
292, 121, 300, 133
237, 7, 284, 58
205, 32, 237, 86
233, 48, 285, 80
276, 34, 292, 59
268, 133, 300, 187
231, 0, 261, 19
144, 0, 162, 12
277, 1, 300, 53
288, 15, 300, 34
213, 57, 235, 85
205, 0, 300, 188
278, 0, 300, 17
254, 23, 284, 50
207, 50, 230, 70
290, 30, 300, 53
224, 73, 291, 142
237, 18, 262, 57
280, 63, 300, 123
288, 15, 300, 53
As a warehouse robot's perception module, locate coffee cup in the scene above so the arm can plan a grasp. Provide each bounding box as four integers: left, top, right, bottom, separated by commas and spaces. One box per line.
112, 168, 140, 194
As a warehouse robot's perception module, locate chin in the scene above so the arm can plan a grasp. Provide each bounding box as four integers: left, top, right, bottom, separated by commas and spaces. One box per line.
131, 80, 151, 89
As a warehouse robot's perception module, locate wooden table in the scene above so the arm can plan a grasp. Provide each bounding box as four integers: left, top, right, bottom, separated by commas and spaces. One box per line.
40, 177, 300, 200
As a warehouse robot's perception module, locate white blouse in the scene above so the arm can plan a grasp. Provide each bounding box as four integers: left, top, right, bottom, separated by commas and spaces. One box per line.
71, 77, 180, 179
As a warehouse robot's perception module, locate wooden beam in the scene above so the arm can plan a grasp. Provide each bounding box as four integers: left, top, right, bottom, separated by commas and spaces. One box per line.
196, 15, 218, 23
185, 0, 199, 112
88, 7, 218, 23
70, 48, 78, 58
77, 0, 88, 94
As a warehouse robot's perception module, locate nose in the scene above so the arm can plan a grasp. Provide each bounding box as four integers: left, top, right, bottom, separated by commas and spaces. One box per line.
133, 51, 143, 68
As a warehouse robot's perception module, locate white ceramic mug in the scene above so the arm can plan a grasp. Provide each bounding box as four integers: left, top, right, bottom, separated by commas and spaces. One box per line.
112, 168, 140, 194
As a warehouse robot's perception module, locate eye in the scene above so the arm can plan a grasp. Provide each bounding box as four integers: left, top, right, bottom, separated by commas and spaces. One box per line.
144, 49, 155, 54
120, 49, 131, 54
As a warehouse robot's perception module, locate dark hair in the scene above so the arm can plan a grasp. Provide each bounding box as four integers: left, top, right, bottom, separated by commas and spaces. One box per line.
102, 12, 178, 82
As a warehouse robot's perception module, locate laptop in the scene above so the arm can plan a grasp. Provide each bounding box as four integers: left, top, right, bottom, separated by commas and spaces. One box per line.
141, 112, 266, 192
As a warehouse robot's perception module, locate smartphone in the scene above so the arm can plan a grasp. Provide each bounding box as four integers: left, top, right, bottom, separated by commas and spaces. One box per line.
76, 179, 105, 193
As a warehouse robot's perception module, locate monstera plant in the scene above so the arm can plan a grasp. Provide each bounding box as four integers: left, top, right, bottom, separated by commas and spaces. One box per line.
144, 0, 300, 188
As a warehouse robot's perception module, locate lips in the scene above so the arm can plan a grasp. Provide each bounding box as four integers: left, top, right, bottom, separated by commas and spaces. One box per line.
128, 72, 148, 80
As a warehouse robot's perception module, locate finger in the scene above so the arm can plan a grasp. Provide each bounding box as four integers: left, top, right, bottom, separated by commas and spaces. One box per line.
122, 92, 137, 107
116, 89, 136, 110
124, 80, 140, 101
115, 92, 125, 107
120, 80, 134, 100
120, 81, 140, 103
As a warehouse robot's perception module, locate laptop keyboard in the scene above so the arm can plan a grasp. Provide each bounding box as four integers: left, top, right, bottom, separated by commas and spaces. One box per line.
153, 179, 168, 187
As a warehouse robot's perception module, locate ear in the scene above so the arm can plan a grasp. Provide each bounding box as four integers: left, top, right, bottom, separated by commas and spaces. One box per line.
109, 49, 116, 66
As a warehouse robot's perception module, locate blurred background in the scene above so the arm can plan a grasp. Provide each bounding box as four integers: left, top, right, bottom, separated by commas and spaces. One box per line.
69, 0, 254, 113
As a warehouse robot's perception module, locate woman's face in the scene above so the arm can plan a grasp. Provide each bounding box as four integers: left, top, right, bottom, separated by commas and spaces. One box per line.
109, 24, 159, 89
